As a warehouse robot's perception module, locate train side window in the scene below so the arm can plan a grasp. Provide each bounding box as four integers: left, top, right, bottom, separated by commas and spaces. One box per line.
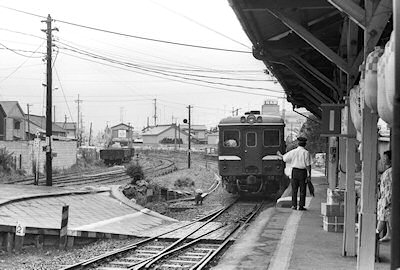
246, 132, 256, 147
263, 130, 280, 146
223, 130, 239, 147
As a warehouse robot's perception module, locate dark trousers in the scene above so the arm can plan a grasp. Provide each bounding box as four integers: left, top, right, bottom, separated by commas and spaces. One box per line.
291, 168, 307, 208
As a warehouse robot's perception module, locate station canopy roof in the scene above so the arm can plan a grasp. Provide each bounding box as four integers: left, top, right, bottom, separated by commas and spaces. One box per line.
228, 0, 392, 118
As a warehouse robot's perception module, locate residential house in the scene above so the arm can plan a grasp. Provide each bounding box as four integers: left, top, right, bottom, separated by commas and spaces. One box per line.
0, 105, 6, 140
110, 123, 133, 147
26, 115, 67, 139
56, 122, 77, 139
206, 132, 219, 145
142, 124, 188, 145
179, 124, 207, 143
0, 101, 26, 140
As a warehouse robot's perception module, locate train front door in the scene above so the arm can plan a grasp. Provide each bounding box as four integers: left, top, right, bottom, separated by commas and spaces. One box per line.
243, 129, 261, 171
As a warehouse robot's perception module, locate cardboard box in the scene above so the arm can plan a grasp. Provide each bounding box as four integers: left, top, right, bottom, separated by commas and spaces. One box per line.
321, 202, 345, 217
323, 215, 344, 223
327, 188, 345, 204
323, 219, 344, 232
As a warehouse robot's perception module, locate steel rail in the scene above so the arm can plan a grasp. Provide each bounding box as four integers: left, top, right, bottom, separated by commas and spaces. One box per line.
195, 201, 267, 270
60, 201, 235, 270
140, 202, 236, 269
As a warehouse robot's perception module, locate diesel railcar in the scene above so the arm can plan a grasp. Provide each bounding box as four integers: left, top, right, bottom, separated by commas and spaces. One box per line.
100, 148, 134, 165
218, 111, 287, 196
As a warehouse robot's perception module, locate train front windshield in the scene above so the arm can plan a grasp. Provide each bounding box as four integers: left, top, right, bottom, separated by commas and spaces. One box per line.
263, 130, 280, 146
223, 130, 240, 147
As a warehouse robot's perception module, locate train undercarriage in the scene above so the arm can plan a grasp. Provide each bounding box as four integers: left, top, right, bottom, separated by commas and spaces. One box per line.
222, 174, 288, 197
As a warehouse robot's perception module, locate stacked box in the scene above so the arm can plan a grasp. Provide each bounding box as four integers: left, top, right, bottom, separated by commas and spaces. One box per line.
327, 188, 345, 204
321, 188, 345, 232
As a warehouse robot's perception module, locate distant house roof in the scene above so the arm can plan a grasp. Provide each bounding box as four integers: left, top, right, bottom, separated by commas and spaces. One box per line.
0, 101, 25, 118
56, 122, 77, 130
142, 124, 188, 136
111, 123, 133, 130
0, 105, 6, 117
180, 124, 207, 131
27, 115, 66, 133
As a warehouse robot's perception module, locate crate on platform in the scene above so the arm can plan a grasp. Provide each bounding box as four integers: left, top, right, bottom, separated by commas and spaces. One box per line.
327, 188, 345, 205
323, 218, 344, 232
323, 215, 344, 224
321, 202, 344, 217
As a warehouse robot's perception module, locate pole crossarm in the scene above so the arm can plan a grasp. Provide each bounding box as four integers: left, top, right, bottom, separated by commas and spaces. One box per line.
328, 0, 366, 29
266, 8, 351, 74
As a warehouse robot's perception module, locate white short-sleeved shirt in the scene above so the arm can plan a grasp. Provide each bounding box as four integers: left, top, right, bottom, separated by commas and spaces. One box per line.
282, 146, 311, 169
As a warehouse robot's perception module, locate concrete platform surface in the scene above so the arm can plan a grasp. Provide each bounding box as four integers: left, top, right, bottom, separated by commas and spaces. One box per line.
0, 184, 176, 238
212, 173, 391, 270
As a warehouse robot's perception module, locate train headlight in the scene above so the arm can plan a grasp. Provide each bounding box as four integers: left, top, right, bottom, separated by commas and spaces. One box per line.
247, 115, 256, 124
257, 116, 263, 123
240, 116, 246, 123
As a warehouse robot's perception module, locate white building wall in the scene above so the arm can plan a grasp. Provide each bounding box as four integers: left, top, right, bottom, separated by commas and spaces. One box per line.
0, 140, 77, 175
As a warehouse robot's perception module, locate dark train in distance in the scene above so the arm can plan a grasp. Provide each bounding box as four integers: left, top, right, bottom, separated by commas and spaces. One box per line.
99, 148, 135, 165
218, 111, 287, 196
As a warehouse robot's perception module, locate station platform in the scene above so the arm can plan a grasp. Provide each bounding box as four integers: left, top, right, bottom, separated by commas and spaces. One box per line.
213, 171, 391, 270
0, 184, 177, 242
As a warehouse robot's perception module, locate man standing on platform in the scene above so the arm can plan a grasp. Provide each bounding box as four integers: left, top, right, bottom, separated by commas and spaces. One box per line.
277, 137, 311, 210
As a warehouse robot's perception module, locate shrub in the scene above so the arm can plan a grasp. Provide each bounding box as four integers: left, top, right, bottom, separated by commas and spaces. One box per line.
174, 177, 194, 188
126, 163, 144, 184
0, 148, 14, 173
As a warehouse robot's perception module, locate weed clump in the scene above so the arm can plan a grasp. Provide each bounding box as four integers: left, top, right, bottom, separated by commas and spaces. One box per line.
174, 177, 194, 188
126, 163, 144, 184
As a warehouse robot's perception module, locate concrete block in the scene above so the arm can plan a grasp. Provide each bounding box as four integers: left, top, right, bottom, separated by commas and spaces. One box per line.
276, 196, 292, 208
321, 202, 344, 217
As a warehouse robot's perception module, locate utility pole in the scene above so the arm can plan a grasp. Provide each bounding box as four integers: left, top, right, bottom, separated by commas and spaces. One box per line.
187, 105, 192, 169
231, 107, 241, 116
53, 105, 56, 123
89, 122, 92, 146
27, 104, 32, 140
42, 14, 57, 186
153, 98, 157, 126
75, 94, 82, 146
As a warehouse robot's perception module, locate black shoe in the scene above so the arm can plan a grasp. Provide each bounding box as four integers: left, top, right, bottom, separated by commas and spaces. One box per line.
298, 207, 307, 211
291, 206, 297, 210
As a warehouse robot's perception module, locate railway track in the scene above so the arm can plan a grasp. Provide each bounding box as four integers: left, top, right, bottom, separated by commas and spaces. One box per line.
60, 199, 266, 270
6, 158, 176, 187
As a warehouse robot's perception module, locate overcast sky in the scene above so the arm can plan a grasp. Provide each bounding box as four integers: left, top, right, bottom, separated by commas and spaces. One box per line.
0, 0, 285, 133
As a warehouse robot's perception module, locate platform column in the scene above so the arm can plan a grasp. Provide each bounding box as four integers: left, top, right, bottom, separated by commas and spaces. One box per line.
327, 137, 338, 190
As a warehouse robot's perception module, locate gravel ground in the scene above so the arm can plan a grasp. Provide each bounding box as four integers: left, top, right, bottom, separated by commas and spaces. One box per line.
0, 152, 236, 270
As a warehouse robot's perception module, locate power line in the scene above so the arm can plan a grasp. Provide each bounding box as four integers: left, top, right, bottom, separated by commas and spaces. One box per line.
56, 39, 265, 80
0, 27, 46, 40
0, 42, 44, 58
58, 50, 282, 97
149, 0, 251, 49
57, 41, 270, 82
54, 66, 75, 123
57, 45, 283, 94
0, 4, 251, 54
0, 41, 45, 84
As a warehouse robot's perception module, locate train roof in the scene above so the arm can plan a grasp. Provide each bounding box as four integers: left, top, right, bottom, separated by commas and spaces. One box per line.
218, 113, 284, 126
